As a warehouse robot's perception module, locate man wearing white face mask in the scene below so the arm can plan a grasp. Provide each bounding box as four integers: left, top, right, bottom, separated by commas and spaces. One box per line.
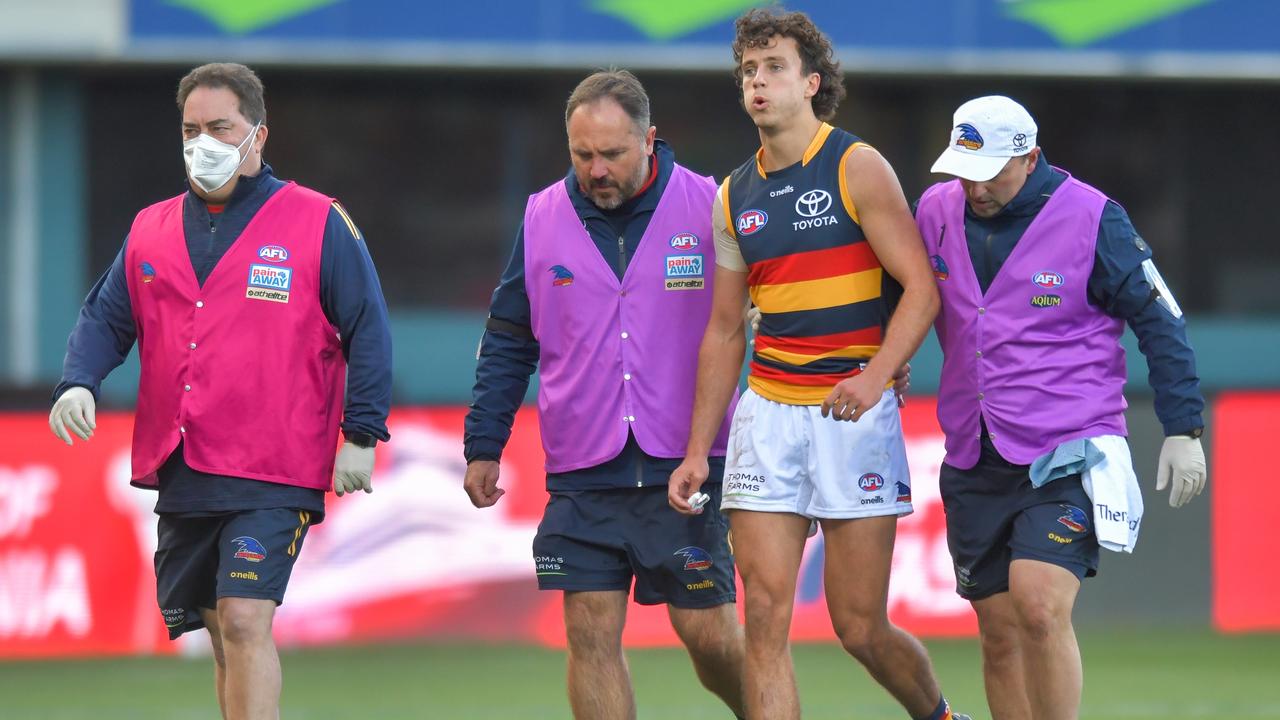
49, 63, 391, 720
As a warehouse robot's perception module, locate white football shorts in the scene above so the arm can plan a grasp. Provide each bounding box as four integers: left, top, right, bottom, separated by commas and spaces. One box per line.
720, 388, 913, 519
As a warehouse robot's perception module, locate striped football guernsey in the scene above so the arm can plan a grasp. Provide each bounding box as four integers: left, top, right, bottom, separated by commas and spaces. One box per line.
723, 123, 896, 404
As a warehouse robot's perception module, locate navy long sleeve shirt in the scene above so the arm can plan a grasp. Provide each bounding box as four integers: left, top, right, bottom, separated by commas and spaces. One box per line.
463, 141, 719, 490
55, 165, 393, 513
959, 153, 1204, 436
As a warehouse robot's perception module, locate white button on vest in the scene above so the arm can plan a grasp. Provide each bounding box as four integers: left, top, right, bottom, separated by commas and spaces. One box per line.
189, 342, 197, 350
184, 385, 192, 392
621, 332, 629, 339
179, 426, 186, 433
624, 373, 632, 381
196, 301, 204, 308
977, 307, 986, 315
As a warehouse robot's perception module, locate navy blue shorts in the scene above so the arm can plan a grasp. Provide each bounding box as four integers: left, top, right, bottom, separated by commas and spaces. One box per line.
532, 483, 736, 608
154, 508, 316, 639
940, 442, 1098, 601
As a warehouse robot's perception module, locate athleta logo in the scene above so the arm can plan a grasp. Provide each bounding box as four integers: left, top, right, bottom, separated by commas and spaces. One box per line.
736, 209, 768, 236
795, 189, 832, 218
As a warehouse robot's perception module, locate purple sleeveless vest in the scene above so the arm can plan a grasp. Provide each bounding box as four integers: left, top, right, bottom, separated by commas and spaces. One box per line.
523, 165, 734, 473
916, 172, 1128, 469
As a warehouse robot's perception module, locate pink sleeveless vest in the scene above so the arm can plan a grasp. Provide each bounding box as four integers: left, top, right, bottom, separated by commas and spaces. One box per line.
124, 183, 345, 489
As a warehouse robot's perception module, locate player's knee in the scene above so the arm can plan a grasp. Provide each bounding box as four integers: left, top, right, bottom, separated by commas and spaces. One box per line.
978, 626, 1019, 667
216, 600, 273, 645
1012, 594, 1070, 643
833, 615, 884, 664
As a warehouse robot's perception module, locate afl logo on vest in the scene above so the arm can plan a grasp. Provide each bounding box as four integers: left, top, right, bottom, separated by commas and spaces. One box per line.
736, 209, 768, 236
1033, 271, 1064, 288
257, 245, 289, 262
669, 232, 699, 250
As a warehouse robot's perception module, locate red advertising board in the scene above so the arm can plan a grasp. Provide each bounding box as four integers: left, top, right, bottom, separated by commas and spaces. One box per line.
0, 401, 974, 658
1212, 392, 1280, 632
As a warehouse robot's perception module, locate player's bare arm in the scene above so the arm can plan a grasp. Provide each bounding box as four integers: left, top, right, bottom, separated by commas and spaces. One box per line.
823, 147, 940, 422
669, 265, 749, 514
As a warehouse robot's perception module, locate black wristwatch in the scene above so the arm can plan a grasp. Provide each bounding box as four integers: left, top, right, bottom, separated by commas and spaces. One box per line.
343, 430, 378, 449
1181, 427, 1204, 439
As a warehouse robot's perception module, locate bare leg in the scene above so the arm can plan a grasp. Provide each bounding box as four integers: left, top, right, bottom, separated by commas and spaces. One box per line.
199, 607, 229, 720
668, 602, 746, 716
971, 593, 1032, 719
1009, 559, 1082, 720
216, 597, 280, 720
821, 516, 943, 718
563, 590, 634, 720
726, 510, 810, 720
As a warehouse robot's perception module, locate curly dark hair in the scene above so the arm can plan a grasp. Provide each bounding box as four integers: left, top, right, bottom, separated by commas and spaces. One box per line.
731, 7, 846, 121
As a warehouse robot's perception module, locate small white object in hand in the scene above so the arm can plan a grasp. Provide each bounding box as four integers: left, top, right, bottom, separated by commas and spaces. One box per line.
689, 492, 710, 512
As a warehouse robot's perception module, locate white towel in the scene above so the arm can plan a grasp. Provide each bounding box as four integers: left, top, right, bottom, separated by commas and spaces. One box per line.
1080, 435, 1144, 553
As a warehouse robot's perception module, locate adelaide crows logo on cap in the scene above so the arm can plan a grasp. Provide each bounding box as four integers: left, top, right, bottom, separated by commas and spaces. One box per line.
674, 546, 713, 571
954, 123, 984, 151
549, 265, 574, 287
232, 536, 267, 563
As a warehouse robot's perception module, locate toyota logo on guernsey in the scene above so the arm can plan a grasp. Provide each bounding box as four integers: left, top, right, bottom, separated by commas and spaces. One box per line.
795, 189, 832, 218
793, 189, 839, 232
736, 209, 768, 236
1033, 271, 1064, 288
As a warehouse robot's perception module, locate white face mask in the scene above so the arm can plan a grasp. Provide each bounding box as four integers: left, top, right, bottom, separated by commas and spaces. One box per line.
183, 122, 260, 193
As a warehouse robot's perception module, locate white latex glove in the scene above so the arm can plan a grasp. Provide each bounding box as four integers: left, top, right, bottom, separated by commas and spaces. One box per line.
334, 442, 375, 496
1155, 436, 1206, 508
746, 305, 761, 348
49, 386, 96, 445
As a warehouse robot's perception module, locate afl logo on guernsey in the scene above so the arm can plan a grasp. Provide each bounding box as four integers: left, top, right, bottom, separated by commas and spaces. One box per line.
258, 245, 289, 262
1033, 271, 1064, 288
670, 233, 699, 250
736, 209, 768, 236
858, 473, 885, 492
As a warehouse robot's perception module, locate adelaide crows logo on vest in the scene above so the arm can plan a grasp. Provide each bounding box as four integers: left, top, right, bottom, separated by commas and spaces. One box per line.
955, 123, 984, 150
549, 265, 574, 287
246, 264, 292, 304
140, 262, 156, 284
674, 546, 713, 571
231, 536, 267, 563
931, 254, 949, 281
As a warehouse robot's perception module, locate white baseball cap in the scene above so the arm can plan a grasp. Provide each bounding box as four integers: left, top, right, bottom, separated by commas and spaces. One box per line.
930, 95, 1038, 182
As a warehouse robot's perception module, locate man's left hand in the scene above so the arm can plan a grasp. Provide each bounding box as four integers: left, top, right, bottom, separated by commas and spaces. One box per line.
821, 373, 884, 422
334, 442, 375, 496
1155, 436, 1206, 508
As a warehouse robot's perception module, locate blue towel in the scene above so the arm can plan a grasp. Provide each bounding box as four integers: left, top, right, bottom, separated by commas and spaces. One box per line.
1029, 439, 1106, 488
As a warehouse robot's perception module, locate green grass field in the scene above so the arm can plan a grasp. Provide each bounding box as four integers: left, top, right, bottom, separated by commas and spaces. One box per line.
2, 630, 1277, 719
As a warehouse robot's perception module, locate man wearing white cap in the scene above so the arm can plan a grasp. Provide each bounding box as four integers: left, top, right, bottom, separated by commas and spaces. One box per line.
915, 95, 1207, 719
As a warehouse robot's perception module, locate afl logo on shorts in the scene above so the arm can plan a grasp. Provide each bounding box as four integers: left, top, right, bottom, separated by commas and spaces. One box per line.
258, 245, 289, 262
858, 473, 885, 492
670, 232, 699, 250
736, 209, 768, 236
1033, 271, 1064, 288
